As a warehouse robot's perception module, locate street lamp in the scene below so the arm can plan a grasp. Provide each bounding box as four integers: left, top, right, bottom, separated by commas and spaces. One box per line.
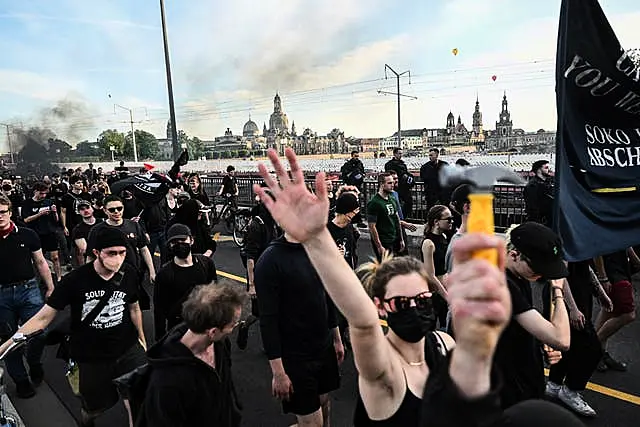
109, 145, 115, 162
114, 104, 138, 163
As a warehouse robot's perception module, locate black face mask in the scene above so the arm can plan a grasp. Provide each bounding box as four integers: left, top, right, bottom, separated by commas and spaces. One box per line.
1, 184, 11, 192
351, 211, 363, 224
171, 242, 191, 259
386, 305, 436, 343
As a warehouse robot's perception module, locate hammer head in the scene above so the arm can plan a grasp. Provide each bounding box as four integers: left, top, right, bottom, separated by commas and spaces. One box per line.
439, 164, 525, 190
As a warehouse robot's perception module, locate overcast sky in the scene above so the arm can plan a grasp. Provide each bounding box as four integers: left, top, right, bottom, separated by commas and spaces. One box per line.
1, 0, 639, 149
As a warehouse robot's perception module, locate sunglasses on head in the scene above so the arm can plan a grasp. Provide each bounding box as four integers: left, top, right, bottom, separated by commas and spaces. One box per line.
383, 291, 432, 312
107, 206, 124, 213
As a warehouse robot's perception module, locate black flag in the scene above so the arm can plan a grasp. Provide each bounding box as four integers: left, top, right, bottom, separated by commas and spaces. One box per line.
110, 150, 189, 207
555, 0, 640, 261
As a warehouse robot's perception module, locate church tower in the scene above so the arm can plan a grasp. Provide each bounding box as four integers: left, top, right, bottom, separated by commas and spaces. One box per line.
291, 121, 297, 136
274, 93, 282, 114
446, 111, 455, 134
472, 96, 483, 136
495, 91, 514, 149
166, 119, 173, 140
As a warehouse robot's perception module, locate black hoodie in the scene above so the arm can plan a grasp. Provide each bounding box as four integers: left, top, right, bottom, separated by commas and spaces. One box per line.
142, 324, 241, 427
254, 236, 339, 361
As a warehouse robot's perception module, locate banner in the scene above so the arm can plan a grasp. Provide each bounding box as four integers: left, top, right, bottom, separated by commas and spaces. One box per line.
555, 0, 640, 261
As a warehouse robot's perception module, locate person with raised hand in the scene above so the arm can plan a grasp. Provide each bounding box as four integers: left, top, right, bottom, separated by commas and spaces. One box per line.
253, 148, 585, 427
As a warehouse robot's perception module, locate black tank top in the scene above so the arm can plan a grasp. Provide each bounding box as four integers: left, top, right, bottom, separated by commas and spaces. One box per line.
353, 332, 448, 426
422, 232, 449, 276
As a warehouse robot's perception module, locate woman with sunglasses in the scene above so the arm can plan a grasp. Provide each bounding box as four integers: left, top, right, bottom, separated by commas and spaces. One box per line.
253, 149, 585, 427
421, 205, 453, 328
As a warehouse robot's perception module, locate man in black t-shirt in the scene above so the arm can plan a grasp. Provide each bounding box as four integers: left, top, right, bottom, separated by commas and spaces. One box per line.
218, 165, 239, 210
153, 224, 217, 340
86, 195, 155, 309
0, 195, 54, 399
0, 227, 147, 426
22, 182, 62, 279
71, 200, 101, 265
61, 175, 92, 237
495, 222, 570, 409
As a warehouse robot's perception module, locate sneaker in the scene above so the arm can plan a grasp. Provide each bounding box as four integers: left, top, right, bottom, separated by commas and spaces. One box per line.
30, 365, 44, 386
558, 386, 597, 417
545, 381, 562, 399
602, 352, 627, 371
15, 380, 36, 399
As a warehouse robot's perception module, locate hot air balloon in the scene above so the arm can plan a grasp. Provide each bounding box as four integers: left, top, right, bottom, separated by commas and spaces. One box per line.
452, 48, 459, 56
491, 75, 497, 81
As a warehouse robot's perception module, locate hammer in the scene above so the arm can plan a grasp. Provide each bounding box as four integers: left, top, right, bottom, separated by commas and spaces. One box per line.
440, 164, 525, 266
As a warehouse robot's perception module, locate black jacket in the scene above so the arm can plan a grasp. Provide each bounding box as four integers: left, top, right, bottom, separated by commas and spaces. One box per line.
523, 176, 554, 227
143, 324, 241, 427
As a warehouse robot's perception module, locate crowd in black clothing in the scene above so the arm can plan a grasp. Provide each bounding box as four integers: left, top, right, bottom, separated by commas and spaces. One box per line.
0, 153, 638, 427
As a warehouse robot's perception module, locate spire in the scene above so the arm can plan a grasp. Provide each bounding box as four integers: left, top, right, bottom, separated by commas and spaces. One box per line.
457, 115, 462, 125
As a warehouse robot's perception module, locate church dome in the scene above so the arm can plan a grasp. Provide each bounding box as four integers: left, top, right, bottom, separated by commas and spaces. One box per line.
243, 118, 259, 137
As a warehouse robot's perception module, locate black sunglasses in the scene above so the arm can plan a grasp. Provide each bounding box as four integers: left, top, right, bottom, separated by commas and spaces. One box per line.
440, 216, 454, 222
107, 206, 124, 213
383, 291, 432, 312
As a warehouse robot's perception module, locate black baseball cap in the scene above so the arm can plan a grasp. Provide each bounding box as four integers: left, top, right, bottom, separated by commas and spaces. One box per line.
167, 223, 192, 242
335, 193, 360, 214
510, 222, 568, 280
77, 200, 92, 209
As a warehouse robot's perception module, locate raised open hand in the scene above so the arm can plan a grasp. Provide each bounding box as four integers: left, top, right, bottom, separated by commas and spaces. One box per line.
254, 148, 330, 243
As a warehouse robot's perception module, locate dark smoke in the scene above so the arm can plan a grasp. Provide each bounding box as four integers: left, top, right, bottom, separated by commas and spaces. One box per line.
6, 97, 94, 179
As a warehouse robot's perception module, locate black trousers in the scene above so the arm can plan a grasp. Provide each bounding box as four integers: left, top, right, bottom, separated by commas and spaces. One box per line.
545, 261, 602, 391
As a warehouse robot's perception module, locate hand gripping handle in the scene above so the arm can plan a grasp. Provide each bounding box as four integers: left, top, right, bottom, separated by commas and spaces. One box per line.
467, 193, 498, 266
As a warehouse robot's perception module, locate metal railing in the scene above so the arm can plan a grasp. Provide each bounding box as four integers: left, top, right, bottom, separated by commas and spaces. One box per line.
201, 177, 527, 231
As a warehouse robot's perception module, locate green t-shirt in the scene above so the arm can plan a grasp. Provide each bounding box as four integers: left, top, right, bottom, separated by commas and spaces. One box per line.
367, 193, 400, 245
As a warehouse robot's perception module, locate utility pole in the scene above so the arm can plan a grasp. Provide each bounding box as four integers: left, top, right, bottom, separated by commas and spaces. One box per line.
0, 123, 14, 164
159, 0, 180, 161
114, 104, 138, 162
378, 65, 416, 150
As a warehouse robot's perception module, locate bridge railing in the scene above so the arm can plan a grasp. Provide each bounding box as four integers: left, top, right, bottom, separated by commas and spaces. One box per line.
200, 176, 527, 232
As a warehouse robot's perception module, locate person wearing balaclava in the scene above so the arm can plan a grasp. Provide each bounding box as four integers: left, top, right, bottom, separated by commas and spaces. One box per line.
167, 199, 216, 257
153, 224, 217, 341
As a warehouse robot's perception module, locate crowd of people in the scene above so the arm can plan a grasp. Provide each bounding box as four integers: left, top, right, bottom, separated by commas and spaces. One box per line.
0, 148, 637, 426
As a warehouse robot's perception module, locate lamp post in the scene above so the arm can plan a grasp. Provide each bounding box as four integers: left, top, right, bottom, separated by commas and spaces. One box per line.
159, 0, 180, 160
114, 104, 138, 163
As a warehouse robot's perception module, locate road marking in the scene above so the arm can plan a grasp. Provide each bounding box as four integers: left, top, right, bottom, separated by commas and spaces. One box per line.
543, 369, 640, 406
151, 254, 640, 407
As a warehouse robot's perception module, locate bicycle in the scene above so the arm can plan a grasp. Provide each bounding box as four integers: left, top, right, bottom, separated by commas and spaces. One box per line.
200, 194, 251, 247
0, 330, 44, 427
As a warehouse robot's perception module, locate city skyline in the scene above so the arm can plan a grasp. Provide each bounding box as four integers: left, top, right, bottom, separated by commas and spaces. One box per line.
1, 0, 639, 151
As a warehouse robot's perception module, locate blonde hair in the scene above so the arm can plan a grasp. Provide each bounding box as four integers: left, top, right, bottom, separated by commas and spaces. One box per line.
504, 224, 518, 252
356, 252, 428, 300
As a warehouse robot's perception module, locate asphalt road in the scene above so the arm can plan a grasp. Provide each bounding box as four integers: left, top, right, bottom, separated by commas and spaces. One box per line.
6, 236, 640, 426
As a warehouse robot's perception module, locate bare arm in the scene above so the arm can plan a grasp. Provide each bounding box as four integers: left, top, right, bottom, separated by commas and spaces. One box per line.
561, 278, 579, 313
32, 250, 54, 297
368, 223, 383, 252
129, 302, 146, 350
247, 259, 256, 288
74, 238, 87, 265
304, 229, 395, 382
515, 283, 570, 351
60, 207, 68, 229
23, 210, 45, 223
421, 240, 448, 298
140, 247, 156, 280
0, 305, 57, 355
